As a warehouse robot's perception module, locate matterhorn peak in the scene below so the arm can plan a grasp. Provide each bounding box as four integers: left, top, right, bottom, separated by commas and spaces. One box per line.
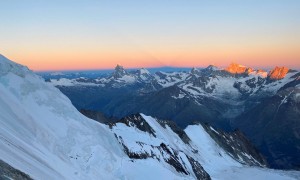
268, 66, 289, 80
112, 64, 128, 78
115, 64, 125, 71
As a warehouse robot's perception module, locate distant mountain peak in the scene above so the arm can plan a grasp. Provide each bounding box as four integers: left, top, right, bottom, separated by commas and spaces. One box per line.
255, 69, 268, 78
138, 68, 150, 75
206, 65, 219, 71
225, 63, 253, 74
268, 66, 289, 80
190, 67, 200, 74
113, 64, 128, 78
115, 64, 125, 71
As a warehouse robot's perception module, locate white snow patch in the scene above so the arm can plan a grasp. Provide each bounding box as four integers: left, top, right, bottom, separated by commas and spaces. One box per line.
117, 75, 136, 83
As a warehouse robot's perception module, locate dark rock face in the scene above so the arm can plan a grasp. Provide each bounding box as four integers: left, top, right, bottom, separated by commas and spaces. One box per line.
0, 160, 32, 180
190, 76, 215, 93
158, 120, 191, 144
186, 156, 211, 180
80, 109, 117, 124
111, 114, 157, 137
159, 143, 189, 175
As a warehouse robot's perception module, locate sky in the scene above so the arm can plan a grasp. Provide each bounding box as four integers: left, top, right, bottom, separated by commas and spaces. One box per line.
0, 0, 300, 71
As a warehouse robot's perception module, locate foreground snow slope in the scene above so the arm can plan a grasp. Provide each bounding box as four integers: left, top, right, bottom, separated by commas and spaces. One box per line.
0, 55, 210, 179
0, 54, 299, 179
0, 55, 130, 179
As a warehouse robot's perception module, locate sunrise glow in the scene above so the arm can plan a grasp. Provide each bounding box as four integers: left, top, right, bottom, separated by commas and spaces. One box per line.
1, 0, 300, 71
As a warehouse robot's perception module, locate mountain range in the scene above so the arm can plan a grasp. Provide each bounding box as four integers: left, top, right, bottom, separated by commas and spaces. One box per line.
46, 62, 300, 170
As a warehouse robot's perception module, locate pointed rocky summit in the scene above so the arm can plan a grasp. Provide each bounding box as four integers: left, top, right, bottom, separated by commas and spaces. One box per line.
112, 64, 128, 78
268, 66, 289, 80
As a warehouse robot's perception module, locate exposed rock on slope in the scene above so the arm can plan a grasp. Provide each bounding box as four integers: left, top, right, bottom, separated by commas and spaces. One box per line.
0, 160, 32, 180
110, 114, 269, 179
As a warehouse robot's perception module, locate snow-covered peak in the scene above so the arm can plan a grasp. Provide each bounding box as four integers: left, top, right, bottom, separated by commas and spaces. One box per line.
205, 65, 219, 71
247, 69, 268, 78
190, 67, 200, 74
256, 69, 268, 78
225, 63, 253, 74
134, 68, 152, 81
138, 68, 150, 75
0, 54, 30, 77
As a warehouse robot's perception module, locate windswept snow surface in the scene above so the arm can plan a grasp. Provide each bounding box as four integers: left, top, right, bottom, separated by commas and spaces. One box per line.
0, 56, 126, 179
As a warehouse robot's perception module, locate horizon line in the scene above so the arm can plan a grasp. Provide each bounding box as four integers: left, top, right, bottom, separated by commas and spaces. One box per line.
33, 64, 300, 73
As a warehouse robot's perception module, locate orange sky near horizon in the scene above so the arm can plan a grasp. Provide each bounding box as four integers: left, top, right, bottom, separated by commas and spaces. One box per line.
3, 42, 300, 71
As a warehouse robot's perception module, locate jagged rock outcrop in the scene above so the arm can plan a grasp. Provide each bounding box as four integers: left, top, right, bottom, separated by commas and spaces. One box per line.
201, 123, 267, 167
110, 114, 212, 180
268, 66, 289, 80
0, 160, 32, 180
108, 113, 272, 179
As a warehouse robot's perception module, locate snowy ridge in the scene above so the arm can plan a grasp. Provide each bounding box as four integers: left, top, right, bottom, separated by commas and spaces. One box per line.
0, 54, 29, 77
111, 114, 300, 180
49, 63, 298, 103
